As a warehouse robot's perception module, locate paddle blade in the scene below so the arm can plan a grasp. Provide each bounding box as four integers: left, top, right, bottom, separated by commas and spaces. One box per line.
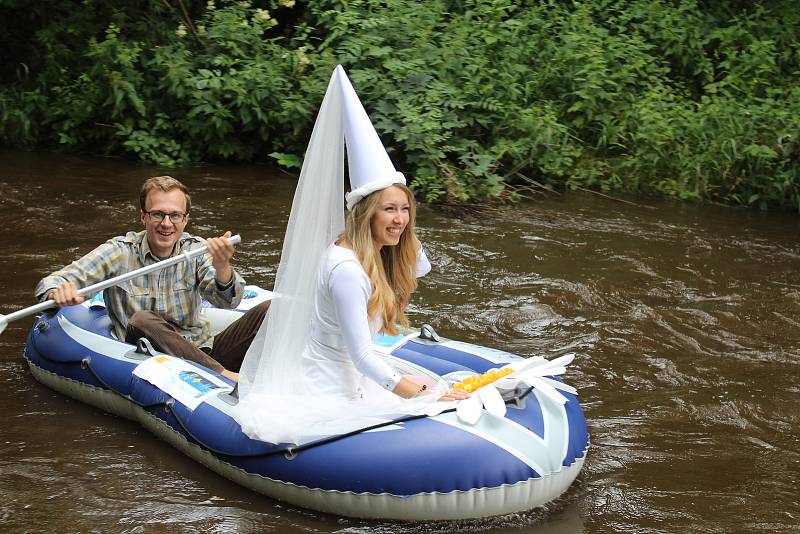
0, 315, 7, 334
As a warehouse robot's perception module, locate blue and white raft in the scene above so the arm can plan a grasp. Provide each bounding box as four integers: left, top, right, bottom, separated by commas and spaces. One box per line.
23, 288, 589, 520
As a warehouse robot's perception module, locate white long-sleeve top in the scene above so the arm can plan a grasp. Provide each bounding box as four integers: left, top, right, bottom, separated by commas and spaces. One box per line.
302, 244, 431, 399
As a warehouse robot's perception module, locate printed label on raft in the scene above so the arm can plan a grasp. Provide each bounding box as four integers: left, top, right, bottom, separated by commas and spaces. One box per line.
133, 355, 232, 410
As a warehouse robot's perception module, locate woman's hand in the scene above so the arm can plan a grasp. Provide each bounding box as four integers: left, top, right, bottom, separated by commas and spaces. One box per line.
394, 376, 431, 398
395, 376, 472, 401
439, 388, 471, 402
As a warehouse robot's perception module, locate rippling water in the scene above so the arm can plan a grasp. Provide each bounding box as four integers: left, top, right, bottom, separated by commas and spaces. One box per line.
1, 150, 798, 533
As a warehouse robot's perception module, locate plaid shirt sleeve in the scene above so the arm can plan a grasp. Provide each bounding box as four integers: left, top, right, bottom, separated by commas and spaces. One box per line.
35, 239, 125, 302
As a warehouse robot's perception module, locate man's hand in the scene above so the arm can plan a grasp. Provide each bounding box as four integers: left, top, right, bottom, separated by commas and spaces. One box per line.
221, 369, 239, 382
48, 281, 85, 307
206, 231, 235, 285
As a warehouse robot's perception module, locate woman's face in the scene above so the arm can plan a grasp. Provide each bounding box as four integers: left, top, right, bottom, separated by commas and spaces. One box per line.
370, 185, 410, 249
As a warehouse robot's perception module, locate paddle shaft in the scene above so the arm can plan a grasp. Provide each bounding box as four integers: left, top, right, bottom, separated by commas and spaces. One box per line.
0, 234, 241, 330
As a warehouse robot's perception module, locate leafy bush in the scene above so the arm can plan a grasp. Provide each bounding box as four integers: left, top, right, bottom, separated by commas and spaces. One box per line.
1, 0, 798, 211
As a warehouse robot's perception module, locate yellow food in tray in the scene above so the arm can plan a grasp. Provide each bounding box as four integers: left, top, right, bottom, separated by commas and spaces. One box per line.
452, 367, 513, 393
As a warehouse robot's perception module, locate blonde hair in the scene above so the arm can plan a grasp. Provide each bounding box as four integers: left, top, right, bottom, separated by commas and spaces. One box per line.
344, 184, 420, 335
140, 176, 191, 212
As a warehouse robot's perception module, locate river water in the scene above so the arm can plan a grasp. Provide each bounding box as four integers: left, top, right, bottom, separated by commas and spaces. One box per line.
0, 150, 798, 533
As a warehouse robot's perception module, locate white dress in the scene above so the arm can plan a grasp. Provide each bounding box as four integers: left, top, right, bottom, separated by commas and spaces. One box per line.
302, 244, 431, 399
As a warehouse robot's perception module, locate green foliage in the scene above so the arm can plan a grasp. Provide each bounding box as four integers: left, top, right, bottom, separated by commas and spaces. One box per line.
0, 1, 315, 167
1, 0, 798, 211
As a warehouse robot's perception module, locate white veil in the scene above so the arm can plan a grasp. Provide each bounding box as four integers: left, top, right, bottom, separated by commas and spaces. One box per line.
236, 67, 345, 401
233, 67, 445, 446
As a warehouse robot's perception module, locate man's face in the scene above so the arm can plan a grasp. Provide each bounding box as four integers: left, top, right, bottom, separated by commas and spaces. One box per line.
139, 189, 189, 257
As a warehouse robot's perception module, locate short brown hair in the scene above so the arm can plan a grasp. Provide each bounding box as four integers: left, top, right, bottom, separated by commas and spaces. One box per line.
139, 176, 191, 212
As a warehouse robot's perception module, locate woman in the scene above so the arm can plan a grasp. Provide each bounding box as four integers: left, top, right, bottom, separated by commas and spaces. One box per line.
236, 65, 463, 445
304, 182, 468, 401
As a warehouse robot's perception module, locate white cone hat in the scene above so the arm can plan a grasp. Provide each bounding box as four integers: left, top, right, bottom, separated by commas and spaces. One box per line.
336, 65, 406, 210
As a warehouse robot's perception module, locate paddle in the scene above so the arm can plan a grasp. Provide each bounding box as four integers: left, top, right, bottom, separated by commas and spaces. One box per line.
0, 234, 242, 335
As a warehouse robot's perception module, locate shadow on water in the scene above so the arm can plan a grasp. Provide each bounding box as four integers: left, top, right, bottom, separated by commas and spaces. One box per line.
1, 150, 798, 533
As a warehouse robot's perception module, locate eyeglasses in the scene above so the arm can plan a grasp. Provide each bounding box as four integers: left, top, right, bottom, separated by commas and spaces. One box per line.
144, 210, 187, 224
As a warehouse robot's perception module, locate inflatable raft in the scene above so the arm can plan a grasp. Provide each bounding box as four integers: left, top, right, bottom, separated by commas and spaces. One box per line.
22, 288, 589, 520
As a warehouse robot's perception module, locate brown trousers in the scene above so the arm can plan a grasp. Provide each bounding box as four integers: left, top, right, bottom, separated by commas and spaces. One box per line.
125, 301, 270, 373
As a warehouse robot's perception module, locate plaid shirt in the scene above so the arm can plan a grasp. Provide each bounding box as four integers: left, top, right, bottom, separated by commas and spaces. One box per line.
35, 231, 244, 347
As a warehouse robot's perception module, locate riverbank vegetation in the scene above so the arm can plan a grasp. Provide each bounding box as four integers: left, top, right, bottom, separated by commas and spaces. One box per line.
1, 0, 798, 210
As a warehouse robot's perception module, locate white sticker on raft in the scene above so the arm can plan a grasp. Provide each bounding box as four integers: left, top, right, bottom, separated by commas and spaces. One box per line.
432, 388, 570, 477
133, 355, 233, 410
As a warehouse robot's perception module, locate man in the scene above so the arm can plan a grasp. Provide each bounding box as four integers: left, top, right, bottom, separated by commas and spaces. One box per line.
35, 176, 268, 381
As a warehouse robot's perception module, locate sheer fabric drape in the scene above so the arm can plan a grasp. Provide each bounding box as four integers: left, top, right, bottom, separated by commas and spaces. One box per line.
233, 68, 444, 446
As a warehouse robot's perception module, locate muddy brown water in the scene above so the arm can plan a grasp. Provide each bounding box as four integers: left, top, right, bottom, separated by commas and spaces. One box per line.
0, 150, 798, 533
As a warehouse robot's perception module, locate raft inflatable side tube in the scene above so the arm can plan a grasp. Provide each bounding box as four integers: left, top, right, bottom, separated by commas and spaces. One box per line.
23, 291, 589, 520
